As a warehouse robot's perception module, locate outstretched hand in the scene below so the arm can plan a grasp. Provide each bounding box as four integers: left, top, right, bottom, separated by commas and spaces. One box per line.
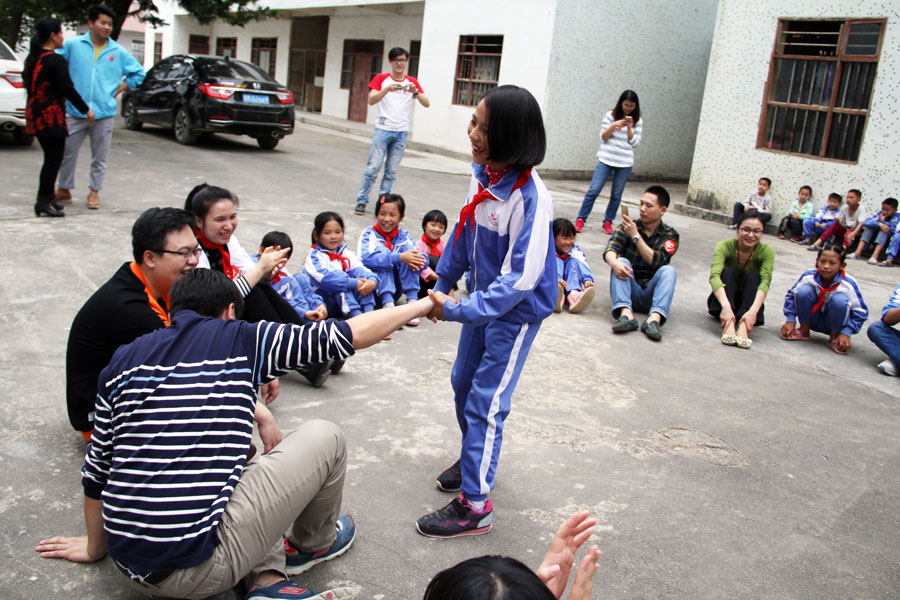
536, 510, 598, 599
36, 536, 104, 563
426, 289, 457, 322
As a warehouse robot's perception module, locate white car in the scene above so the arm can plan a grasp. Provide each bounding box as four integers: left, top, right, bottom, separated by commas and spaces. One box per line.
0, 38, 33, 146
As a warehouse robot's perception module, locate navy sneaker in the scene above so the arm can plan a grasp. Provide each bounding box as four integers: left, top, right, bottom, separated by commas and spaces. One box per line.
285, 514, 356, 575
435, 459, 461, 492
245, 580, 354, 600
354, 203, 366, 215
416, 493, 493, 538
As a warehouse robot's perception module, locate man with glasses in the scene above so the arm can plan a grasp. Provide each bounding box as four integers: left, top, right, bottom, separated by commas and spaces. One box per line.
353, 46, 429, 215
604, 186, 679, 341
65, 207, 198, 438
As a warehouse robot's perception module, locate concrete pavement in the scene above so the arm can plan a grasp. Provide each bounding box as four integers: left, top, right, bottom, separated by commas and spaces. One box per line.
0, 117, 897, 599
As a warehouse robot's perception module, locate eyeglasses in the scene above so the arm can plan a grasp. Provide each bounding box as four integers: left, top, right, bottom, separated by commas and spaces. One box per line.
155, 247, 203, 260
738, 227, 764, 235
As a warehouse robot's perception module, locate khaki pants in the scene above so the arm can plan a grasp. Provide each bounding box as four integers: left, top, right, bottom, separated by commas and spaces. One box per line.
122, 419, 347, 599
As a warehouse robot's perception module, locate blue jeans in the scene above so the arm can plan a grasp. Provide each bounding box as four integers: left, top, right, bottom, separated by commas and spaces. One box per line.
356, 128, 407, 206
609, 257, 676, 323
577, 160, 632, 223
867, 320, 900, 369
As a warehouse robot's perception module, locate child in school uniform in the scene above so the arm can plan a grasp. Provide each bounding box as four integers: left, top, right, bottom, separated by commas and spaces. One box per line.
777, 185, 814, 241
254, 231, 327, 323
800, 193, 842, 245
553, 217, 595, 313
849, 197, 899, 265
417, 85, 557, 538
304, 211, 377, 318
867, 283, 900, 376
780, 244, 868, 355
807, 189, 866, 252
417, 209, 448, 299
357, 193, 426, 317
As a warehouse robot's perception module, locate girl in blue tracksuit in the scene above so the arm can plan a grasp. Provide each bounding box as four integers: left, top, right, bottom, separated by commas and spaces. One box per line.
780, 244, 868, 354
304, 212, 377, 318
357, 193, 425, 308
415, 85, 557, 538
553, 217, 595, 314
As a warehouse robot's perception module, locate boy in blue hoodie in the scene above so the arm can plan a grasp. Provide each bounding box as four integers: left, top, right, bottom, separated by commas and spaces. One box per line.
55, 4, 144, 209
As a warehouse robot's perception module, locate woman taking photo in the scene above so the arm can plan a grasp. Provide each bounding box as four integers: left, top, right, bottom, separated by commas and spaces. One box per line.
708, 210, 775, 349
23, 17, 94, 217
575, 90, 642, 235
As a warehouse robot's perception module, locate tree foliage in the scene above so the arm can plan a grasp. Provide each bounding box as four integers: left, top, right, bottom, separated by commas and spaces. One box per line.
1, 0, 273, 50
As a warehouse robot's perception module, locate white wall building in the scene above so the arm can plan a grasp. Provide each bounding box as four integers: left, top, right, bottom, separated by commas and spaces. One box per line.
688, 0, 900, 216
145, 0, 719, 179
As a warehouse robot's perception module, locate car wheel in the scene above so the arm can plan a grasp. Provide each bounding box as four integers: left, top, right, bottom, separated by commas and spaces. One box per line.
173, 107, 197, 145
12, 127, 34, 146
123, 99, 143, 131
256, 135, 280, 150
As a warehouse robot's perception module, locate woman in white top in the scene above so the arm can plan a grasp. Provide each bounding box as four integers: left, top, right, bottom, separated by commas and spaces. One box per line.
575, 90, 643, 235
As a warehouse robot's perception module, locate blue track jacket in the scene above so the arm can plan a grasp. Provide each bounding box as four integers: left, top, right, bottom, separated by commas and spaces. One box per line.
783, 268, 869, 335
435, 164, 556, 326
58, 33, 145, 119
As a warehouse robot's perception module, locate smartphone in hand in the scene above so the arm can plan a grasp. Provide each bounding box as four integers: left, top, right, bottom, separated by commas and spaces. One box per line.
622, 206, 629, 218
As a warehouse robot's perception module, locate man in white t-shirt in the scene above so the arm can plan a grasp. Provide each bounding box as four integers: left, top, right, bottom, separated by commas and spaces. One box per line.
354, 47, 430, 215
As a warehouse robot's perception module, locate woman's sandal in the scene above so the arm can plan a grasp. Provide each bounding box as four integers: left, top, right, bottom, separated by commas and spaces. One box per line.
721, 333, 737, 346
735, 336, 753, 349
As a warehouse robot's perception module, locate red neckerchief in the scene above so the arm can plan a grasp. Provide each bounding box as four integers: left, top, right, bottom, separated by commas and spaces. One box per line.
421, 233, 442, 257
556, 253, 570, 260
372, 224, 398, 251
195, 227, 239, 280
454, 168, 532, 245
812, 270, 843, 314
129, 261, 170, 326
318, 244, 351, 272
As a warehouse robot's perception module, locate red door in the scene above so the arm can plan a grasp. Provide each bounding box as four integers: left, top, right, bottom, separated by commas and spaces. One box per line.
348, 55, 374, 123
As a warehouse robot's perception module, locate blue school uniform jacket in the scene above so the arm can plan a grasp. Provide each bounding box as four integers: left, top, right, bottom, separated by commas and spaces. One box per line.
812, 206, 841, 222
304, 243, 374, 293
862, 210, 900, 231
357, 226, 421, 271
557, 243, 594, 281
435, 164, 557, 326
882, 284, 900, 321
783, 268, 868, 335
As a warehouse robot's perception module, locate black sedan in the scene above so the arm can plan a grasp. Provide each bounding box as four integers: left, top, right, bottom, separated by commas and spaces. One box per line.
121, 54, 295, 149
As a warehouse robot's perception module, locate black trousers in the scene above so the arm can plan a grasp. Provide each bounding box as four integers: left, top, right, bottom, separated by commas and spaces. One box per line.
37, 135, 66, 196
778, 215, 804, 237
732, 203, 772, 225
242, 284, 305, 325
707, 267, 765, 325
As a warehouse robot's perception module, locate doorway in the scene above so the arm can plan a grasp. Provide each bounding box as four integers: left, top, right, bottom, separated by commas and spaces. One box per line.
341, 40, 383, 123
288, 16, 328, 112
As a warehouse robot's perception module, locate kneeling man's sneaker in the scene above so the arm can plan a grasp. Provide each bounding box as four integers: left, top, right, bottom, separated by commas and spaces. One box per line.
285, 514, 356, 575
246, 580, 355, 600
416, 493, 493, 538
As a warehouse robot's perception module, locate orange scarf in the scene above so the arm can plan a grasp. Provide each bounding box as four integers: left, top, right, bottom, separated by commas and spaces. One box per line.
129, 261, 170, 326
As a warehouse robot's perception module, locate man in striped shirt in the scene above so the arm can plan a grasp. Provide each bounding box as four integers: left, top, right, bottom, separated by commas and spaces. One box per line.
38, 269, 443, 600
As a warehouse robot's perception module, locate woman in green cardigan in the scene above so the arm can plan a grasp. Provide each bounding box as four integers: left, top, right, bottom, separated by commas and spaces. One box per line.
708, 210, 775, 349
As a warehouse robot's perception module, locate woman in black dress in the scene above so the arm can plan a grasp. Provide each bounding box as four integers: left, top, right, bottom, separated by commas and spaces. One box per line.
23, 18, 94, 217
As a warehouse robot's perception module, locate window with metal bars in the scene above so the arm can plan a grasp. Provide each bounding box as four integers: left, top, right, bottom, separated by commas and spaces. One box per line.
216, 37, 237, 58
251, 38, 278, 77
453, 35, 503, 106
758, 19, 884, 163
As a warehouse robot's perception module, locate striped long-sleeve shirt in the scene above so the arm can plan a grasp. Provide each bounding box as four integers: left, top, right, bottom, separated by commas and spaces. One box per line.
595, 110, 642, 168
81, 311, 354, 572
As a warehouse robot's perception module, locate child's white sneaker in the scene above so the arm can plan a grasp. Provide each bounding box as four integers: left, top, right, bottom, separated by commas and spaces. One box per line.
877, 359, 898, 376
867, 257, 879, 265
567, 287, 595, 314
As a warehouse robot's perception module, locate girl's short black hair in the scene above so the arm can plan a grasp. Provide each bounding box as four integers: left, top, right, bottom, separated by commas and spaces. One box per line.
612, 89, 641, 123
171, 269, 244, 320
553, 217, 576, 238
423, 556, 555, 600
738, 209, 765, 228
422, 209, 448, 230
817, 243, 847, 262
260, 231, 292, 259
376, 193, 405, 217
483, 85, 546, 169
313, 211, 345, 240
184, 183, 239, 220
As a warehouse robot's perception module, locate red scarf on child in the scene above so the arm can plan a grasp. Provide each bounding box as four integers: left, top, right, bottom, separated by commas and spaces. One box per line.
318, 244, 351, 272
194, 227, 240, 280
556, 253, 570, 260
454, 168, 532, 244
811, 270, 844, 314
421, 234, 442, 257
372, 223, 398, 250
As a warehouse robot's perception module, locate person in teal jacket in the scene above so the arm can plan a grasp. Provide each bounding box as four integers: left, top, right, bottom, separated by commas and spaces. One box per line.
55, 4, 144, 210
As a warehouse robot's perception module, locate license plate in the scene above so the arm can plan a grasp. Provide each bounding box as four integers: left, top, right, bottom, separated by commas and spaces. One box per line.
243, 93, 269, 104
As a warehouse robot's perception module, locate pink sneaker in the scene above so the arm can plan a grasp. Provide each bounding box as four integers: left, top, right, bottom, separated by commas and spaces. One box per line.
568, 287, 595, 313
574, 218, 584, 233
602, 221, 613, 235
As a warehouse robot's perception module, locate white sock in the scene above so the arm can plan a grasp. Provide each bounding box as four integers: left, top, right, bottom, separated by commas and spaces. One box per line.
383, 301, 395, 308
467, 498, 486, 511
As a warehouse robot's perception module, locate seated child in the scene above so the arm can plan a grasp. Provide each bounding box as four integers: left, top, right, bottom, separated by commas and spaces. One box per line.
553, 218, 595, 313
254, 231, 327, 323
777, 185, 814, 241
416, 209, 447, 299
304, 211, 377, 318
780, 244, 868, 355
866, 283, 900, 376
849, 197, 899, 265
357, 193, 426, 312
879, 227, 900, 268
730, 177, 773, 229
800, 193, 842, 244
808, 188, 865, 252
